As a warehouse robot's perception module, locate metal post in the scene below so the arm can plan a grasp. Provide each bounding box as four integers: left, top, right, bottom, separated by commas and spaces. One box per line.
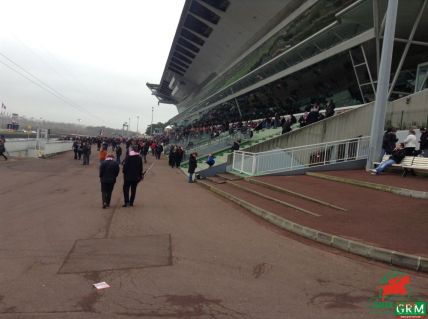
366, 0, 398, 171
251, 155, 256, 175
137, 116, 139, 134
151, 107, 154, 136
388, 0, 427, 97
373, 0, 380, 75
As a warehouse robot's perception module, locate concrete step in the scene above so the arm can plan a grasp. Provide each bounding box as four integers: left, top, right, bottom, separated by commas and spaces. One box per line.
205, 176, 227, 184
197, 178, 428, 273
216, 173, 242, 181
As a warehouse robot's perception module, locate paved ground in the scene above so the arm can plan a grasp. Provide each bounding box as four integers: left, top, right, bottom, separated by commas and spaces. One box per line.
252, 174, 428, 257
0, 151, 427, 318
318, 169, 428, 192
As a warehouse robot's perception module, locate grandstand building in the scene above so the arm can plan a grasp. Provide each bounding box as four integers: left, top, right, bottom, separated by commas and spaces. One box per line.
147, 0, 428, 127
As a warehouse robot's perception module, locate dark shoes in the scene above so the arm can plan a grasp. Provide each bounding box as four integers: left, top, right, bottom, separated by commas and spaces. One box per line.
102, 203, 107, 209
122, 202, 133, 207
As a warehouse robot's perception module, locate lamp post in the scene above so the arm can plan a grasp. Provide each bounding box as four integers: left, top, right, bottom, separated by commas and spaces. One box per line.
122, 122, 128, 137
77, 119, 81, 135
136, 116, 140, 134
151, 106, 154, 136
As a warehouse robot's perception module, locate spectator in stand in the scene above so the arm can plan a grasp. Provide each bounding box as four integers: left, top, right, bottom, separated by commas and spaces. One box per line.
282, 120, 292, 134
231, 140, 240, 152
419, 127, 428, 157
370, 143, 406, 175
325, 100, 336, 118
299, 112, 308, 127
99, 153, 120, 209
382, 127, 398, 157
290, 114, 297, 125
403, 129, 417, 156
206, 154, 215, 167
188, 152, 197, 183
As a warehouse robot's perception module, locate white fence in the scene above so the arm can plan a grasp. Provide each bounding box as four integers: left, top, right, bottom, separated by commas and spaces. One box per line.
5, 139, 73, 157
232, 136, 370, 176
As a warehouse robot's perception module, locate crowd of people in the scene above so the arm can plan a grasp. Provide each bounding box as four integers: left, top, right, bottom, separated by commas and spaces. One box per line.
0, 135, 7, 161
370, 127, 428, 175
68, 135, 171, 208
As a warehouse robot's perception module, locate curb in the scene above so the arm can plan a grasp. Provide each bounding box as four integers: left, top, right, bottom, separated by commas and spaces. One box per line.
306, 172, 428, 199
197, 180, 428, 273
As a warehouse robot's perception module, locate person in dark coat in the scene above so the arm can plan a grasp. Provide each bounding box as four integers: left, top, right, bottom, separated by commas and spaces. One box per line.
72, 141, 79, 160
0, 135, 7, 161
82, 142, 91, 165
419, 127, 428, 157
382, 128, 398, 156
99, 153, 120, 208
175, 146, 184, 168
122, 145, 143, 207
155, 143, 164, 160
370, 143, 406, 175
188, 152, 197, 183
115, 144, 122, 164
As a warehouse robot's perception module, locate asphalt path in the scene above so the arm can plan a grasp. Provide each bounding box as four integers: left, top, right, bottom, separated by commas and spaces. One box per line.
0, 150, 427, 318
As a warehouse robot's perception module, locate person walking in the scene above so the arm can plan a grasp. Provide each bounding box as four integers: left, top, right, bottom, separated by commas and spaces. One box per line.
188, 152, 197, 183
72, 140, 79, 160
99, 153, 120, 209
155, 143, 163, 160
115, 144, 122, 164
0, 135, 7, 161
99, 146, 107, 163
122, 145, 143, 207
175, 146, 184, 168
82, 142, 91, 165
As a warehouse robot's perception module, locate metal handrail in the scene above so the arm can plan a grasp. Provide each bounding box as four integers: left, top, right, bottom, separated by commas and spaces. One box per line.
232, 136, 370, 176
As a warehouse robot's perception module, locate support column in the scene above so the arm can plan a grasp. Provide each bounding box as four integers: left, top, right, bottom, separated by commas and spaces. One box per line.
366, 0, 398, 170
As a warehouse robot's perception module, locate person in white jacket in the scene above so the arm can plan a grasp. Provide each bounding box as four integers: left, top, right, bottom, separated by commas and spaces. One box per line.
403, 129, 417, 156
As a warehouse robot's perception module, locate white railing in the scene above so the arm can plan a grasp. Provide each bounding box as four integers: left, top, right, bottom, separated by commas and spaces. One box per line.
232, 136, 370, 176
5, 139, 73, 157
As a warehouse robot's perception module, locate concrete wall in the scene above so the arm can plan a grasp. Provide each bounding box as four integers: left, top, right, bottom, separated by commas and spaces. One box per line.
5, 139, 73, 157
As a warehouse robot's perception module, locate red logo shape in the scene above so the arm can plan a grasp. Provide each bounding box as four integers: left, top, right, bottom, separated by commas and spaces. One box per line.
377, 275, 410, 301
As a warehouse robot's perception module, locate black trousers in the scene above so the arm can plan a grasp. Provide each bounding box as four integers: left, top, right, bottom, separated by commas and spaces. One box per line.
123, 181, 138, 204
101, 182, 115, 205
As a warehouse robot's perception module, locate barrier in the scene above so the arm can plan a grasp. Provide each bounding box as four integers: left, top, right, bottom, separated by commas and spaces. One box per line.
232, 136, 370, 176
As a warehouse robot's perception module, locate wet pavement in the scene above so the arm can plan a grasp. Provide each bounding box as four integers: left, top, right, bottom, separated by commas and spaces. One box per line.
0, 152, 427, 318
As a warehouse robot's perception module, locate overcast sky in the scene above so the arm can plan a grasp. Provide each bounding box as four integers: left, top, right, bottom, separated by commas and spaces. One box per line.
0, 0, 184, 131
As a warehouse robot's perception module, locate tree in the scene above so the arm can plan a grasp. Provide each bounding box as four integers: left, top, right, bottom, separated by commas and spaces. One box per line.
145, 122, 167, 135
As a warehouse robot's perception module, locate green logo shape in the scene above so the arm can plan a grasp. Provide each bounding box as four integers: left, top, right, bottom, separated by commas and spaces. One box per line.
395, 302, 426, 316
